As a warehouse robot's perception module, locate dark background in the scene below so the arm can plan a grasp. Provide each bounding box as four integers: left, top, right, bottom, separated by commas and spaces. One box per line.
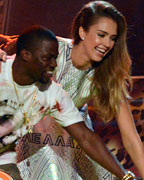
2, 0, 144, 75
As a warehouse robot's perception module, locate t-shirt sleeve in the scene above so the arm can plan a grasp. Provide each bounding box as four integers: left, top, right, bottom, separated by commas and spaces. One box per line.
50, 84, 84, 127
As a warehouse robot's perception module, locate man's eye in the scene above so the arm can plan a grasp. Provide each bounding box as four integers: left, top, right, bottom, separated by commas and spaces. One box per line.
43, 57, 50, 61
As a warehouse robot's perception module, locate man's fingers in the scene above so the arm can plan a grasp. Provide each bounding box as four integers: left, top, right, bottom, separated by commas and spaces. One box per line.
2, 125, 28, 145
0, 120, 13, 138
2, 135, 17, 145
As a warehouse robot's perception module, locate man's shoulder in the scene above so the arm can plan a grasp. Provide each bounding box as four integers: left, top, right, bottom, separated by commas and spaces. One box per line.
49, 80, 63, 91
48, 80, 68, 97
43, 80, 70, 110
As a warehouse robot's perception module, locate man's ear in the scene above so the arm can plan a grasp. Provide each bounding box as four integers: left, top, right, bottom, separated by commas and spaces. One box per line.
20, 49, 32, 62
79, 26, 86, 40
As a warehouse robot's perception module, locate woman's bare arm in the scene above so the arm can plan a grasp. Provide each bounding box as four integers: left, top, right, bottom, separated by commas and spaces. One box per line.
117, 100, 144, 179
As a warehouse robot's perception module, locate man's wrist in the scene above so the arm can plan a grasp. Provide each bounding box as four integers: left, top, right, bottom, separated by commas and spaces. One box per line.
122, 171, 136, 180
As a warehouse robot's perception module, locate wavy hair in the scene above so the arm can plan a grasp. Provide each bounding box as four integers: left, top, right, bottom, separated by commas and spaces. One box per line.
71, 1, 132, 122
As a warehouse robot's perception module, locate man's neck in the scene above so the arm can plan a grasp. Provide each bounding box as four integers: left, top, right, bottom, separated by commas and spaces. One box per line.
12, 57, 36, 86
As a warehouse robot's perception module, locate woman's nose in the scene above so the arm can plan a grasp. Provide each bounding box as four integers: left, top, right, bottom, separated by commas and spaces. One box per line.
104, 38, 110, 48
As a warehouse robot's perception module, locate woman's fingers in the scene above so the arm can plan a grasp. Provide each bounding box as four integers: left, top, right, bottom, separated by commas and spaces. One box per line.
0, 48, 7, 61
0, 49, 7, 72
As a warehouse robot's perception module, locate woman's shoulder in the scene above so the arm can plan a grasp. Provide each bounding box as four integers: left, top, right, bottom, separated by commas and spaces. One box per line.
56, 36, 72, 47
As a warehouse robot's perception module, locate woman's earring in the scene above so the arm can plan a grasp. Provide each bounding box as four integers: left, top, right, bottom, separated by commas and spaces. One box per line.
81, 37, 85, 40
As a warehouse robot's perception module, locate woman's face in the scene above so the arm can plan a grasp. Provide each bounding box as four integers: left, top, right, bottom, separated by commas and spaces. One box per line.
81, 17, 118, 62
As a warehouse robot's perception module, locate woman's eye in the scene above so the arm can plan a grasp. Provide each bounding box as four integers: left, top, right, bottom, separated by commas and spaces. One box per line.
98, 34, 105, 37
111, 37, 117, 42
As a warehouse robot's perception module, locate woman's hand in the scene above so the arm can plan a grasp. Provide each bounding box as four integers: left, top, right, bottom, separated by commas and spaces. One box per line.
0, 34, 18, 72
3, 37, 17, 55
0, 48, 7, 61
0, 34, 18, 55
0, 49, 7, 73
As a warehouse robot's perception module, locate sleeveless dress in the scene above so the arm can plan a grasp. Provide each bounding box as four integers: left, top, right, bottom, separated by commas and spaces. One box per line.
17, 37, 117, 180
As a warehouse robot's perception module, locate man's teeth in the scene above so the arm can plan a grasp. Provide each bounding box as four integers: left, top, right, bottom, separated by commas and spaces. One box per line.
47, 71, 53, 74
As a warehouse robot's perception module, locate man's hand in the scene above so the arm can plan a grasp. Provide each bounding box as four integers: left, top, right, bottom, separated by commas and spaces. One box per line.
64, 122, 125, 179
2, 125, 28, 145
0, 120, 13, 138
0, 118, 15, 154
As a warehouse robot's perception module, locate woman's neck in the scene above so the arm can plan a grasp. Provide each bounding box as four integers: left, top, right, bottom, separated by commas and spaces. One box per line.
71, 43, 92, 70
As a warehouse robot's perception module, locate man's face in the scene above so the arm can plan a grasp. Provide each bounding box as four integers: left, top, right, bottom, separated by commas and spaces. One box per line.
27, 39, 58, 86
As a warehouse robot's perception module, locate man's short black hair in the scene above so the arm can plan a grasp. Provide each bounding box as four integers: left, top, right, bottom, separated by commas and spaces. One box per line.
16, 25, 57, 55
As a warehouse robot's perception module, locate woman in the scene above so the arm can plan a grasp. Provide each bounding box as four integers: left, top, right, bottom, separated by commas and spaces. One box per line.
0, 1, 144, 179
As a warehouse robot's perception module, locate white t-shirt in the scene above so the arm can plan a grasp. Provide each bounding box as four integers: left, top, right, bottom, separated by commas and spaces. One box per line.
0, 55, 83, 164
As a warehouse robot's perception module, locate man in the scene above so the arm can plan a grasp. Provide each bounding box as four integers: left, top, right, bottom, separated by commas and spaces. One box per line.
0, 25, 128, 179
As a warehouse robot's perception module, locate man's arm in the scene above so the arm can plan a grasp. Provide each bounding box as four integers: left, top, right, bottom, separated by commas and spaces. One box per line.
64, 122, 125, 179
0, 81, 133, 179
